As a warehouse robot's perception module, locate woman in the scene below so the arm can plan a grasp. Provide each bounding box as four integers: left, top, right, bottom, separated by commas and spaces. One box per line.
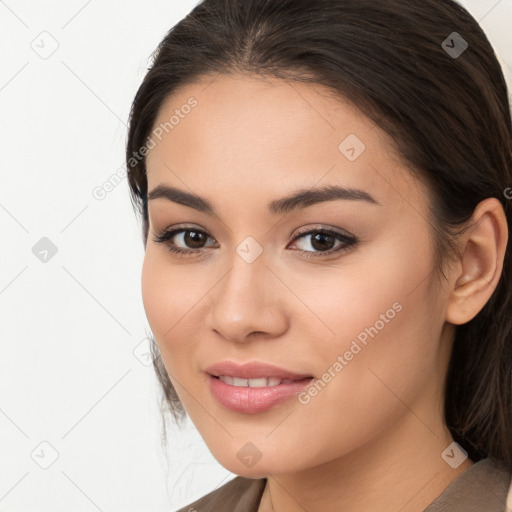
126, 0, 512, 510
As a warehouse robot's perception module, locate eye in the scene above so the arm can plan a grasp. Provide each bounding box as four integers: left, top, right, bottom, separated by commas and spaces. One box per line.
152, 225, 358, 259
152, 226, 217, 257
287, 227, 358, 258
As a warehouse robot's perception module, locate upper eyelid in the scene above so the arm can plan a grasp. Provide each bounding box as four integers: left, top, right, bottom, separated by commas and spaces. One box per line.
292, 224, 355, 239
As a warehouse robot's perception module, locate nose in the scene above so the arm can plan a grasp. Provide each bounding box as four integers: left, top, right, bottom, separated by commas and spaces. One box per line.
206, 247, 289, 343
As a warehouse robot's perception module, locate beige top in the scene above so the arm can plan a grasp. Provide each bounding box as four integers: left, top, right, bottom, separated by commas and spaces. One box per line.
175, 458, 512, 512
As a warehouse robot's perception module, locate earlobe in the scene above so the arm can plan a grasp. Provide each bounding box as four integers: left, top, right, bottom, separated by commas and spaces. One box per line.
445, 198, 508, 326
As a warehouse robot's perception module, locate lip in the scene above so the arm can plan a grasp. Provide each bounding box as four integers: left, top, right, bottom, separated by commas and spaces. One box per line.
207, 374, 313, 414
205, 361, 314, 414
204, 361, 313, 380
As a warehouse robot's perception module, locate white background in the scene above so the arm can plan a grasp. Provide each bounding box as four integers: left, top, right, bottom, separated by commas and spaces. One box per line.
1, 1, 511, 511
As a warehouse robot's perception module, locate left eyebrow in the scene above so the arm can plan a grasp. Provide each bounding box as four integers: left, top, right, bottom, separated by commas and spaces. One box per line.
147, 184, 381, 216
268, 184, 381, 215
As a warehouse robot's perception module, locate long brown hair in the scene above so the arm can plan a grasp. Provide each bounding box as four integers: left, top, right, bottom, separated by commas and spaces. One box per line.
126, 0, 512, 470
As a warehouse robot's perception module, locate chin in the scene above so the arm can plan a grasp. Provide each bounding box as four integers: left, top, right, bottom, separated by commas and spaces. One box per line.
214, 451, 301, 479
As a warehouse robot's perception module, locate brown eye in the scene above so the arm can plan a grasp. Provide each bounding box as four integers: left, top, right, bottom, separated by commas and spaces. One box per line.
309, 232, 336, 251
153, 227, 218, 256
288, 228, 358, 258
183, 230, 208, 249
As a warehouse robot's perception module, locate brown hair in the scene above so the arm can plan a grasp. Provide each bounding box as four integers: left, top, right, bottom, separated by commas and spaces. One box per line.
126, 0, 512, 469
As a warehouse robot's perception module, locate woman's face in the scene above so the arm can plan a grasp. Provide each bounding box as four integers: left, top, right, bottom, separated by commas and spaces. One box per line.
142, 74, 456, 477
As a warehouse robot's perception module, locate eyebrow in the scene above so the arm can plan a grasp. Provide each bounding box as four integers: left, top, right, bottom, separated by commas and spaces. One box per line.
147, 184, 381, 216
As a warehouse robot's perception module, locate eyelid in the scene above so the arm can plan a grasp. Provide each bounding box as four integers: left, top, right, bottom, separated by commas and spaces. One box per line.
290, 223, 356, 240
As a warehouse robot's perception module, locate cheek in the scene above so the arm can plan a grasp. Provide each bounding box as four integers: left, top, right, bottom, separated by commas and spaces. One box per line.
311, 256, 437, 416
296, 232, 438, 400
140, 250, 193, 350
286, 248, 427, 353
140, 253, 195, 396
141, 251, 168, 336
140, 249, 214, 363
286, 295, 438, 466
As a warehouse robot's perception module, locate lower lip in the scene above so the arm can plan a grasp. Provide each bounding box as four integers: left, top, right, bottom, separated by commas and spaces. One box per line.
207, 374, 314, 414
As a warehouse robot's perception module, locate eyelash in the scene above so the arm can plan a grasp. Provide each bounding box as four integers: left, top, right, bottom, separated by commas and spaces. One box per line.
152, 225, 358, 259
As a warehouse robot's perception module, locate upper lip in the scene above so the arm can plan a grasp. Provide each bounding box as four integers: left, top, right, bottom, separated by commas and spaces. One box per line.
205, 361, 313, 380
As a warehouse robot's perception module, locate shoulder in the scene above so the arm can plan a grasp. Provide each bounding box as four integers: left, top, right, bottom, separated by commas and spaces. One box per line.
424, 457, 512, 512
174, 475, 266, 512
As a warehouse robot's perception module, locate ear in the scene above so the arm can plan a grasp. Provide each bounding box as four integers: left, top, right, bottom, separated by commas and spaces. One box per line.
445, 197, 508, 325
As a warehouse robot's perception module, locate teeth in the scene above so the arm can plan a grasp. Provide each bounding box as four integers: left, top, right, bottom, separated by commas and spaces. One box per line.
217, 376, 298, 387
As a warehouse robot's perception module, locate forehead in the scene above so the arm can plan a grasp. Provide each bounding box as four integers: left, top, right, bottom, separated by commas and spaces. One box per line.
145, 73, 429, 215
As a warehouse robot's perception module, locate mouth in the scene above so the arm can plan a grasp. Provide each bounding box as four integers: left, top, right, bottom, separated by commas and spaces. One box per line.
209, 375, 313, 387
204, 361, 315, 414
207, 374, 314, 414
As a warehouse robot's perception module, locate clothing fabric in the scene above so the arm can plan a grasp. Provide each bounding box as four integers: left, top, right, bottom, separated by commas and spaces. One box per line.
175, 457, 512, 512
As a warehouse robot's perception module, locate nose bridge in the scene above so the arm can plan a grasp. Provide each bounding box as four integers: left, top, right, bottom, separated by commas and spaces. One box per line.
216, 238, 269, 315
221, 232, 268, 296
207, 236, 286, 341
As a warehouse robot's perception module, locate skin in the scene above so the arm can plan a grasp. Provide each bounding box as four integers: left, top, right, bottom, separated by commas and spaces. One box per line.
141, 73, 508, 512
